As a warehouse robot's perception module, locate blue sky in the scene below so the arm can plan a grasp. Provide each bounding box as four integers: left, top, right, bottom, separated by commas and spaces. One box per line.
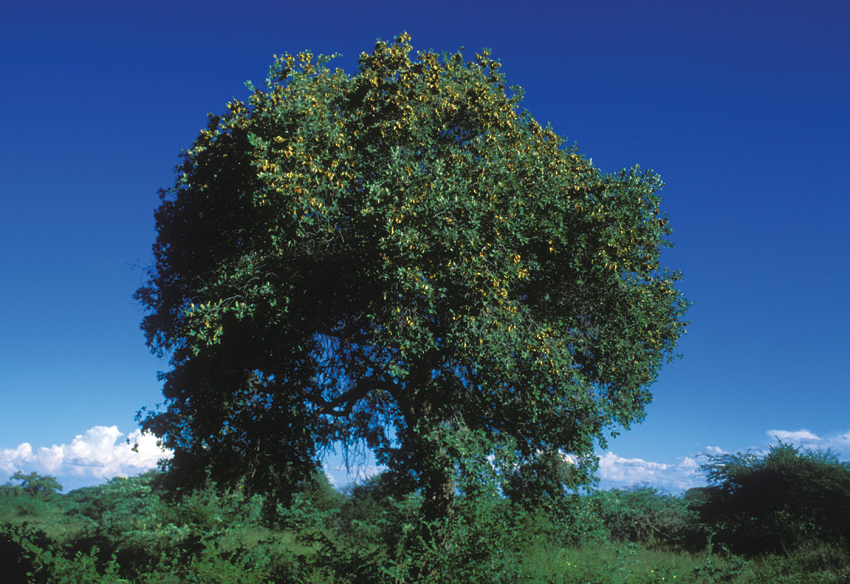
2, 0, 848, 493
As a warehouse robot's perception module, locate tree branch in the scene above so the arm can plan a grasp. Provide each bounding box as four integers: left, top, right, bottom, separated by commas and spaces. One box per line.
304, 375, 402, 417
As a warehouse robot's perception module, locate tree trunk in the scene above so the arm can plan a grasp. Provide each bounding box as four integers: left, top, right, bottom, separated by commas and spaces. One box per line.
402, 368, 457, 557
420, 459, 456, 525
410, 449, 455, 582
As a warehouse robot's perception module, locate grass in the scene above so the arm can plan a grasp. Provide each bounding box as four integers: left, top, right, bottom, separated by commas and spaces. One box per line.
519, 541, 734, 584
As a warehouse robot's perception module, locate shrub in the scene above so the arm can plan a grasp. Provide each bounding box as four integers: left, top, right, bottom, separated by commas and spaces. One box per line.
696, 443, 850, 556
592, 485, 699, 549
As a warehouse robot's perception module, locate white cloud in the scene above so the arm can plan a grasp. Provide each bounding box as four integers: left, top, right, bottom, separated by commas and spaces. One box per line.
0, 443, 34, 478
766, 428, 850, 458
597, 452, 702, 492
768, 429, 820, 443
704, 446, 725, 456
834, 432, 850, 450
0, 426, 171, 491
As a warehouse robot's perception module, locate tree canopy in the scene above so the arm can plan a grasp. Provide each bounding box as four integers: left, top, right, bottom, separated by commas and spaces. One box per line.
136, 33, 690, 516
8, 472, 62, 500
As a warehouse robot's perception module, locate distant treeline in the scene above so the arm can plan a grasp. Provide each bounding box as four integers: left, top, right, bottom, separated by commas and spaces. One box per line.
2, 443, 849, 583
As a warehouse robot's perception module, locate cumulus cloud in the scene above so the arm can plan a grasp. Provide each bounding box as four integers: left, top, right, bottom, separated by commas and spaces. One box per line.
766, 428, 850, 457
704, 446, 725, 456
597, 452, 702, 492
0, 426, 171, 491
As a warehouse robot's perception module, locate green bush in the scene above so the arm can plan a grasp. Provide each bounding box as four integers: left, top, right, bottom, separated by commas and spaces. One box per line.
745, 540, 850, 583
591, 485, 700, 549
696, 443, 850, 557
1, 472, 66, 521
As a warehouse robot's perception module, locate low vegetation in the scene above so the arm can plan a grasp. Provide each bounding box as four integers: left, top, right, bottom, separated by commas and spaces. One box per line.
2, 443, 848, 583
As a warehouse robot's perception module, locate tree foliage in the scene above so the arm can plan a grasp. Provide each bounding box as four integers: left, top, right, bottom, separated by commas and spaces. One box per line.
696, 443, 850, 556
135, 33, 690, 514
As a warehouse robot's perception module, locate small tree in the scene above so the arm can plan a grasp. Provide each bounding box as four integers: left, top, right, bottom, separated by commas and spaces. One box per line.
9, 472, 62, 500
136, 33, 690, 524
696, 443, 850, 556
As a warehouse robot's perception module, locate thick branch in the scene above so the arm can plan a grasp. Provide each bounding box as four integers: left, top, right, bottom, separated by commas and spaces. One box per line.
304, 374, 401, 417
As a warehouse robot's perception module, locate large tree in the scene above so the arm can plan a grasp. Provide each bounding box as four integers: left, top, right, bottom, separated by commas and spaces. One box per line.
136, 33, 689, 520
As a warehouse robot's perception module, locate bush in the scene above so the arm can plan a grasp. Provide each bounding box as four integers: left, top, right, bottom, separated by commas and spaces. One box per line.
695, 443, 850, 557
591, 485, 699, 549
